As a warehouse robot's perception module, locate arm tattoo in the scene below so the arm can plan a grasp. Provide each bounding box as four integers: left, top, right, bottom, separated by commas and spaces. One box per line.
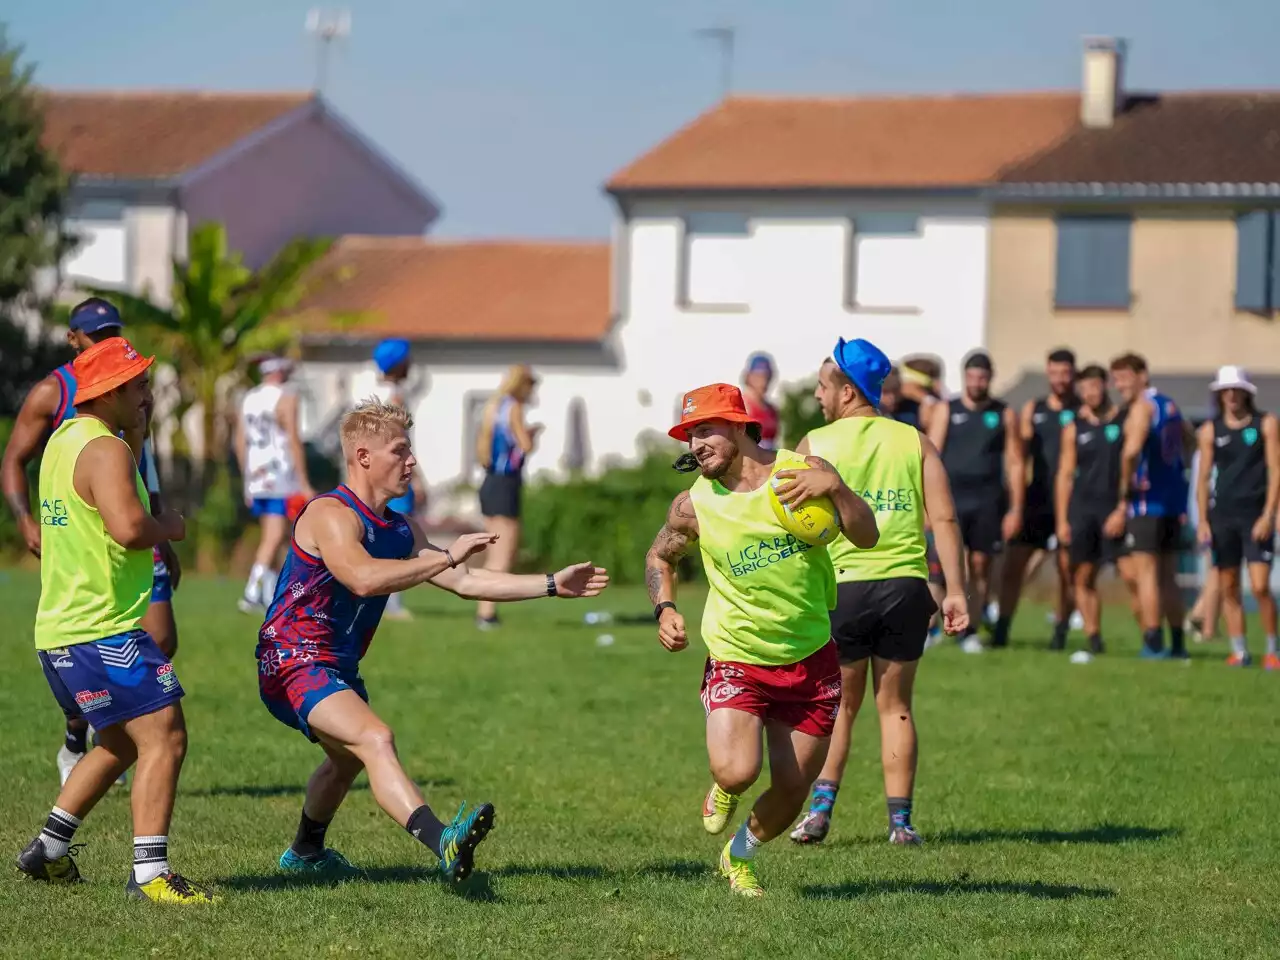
644, 493, 698, 604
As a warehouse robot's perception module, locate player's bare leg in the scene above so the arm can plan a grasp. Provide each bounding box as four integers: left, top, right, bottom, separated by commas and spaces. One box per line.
307, 690, 494, 883
279, 739, 365, 873
871, 657, 922, 844
1159, 554, 1188, 658
1249, 562, 1280, 669
242, 514, 287, 612
702, 707, 762, 834
963, 551, 993, 652
994, 543, 1034, 648
791, 659, 869, 843
1074, 561, 1105, 653
476, 516, 519, 627
142, 601, 178, 659
1221, 565, 1248, 665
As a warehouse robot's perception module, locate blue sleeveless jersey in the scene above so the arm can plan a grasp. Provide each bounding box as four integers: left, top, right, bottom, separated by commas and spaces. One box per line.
488, 397, 525, 476
1130, 389, 1188, 518
256, 485, 415, 673
51, 362, 77, 431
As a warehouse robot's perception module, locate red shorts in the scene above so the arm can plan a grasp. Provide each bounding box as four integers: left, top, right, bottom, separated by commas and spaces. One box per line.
700, 641, 842, 738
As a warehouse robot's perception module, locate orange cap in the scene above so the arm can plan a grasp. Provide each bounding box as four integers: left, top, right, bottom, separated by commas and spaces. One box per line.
72, 336, 154, 404
669, 383, 760, 442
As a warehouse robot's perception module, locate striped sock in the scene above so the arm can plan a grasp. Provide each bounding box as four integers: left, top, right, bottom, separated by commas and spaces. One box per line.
39, 807, 81, 860
132, 836, 170, 885
810, 779, 839, 815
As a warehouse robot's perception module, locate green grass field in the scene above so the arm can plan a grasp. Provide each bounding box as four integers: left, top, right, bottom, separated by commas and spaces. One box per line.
1, 569, 1277, 959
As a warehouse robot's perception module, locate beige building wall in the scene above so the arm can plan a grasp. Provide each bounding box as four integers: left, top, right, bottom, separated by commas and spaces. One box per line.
987, 207, 1280, 389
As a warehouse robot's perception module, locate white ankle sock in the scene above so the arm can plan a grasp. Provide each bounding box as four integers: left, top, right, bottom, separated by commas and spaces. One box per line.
1231, 635, 1249, 656
1268, 635, 1278, 655
244, 564, 267, 603
132, 835, 169, 884
728, 821, 764, 860
39, 807, 82, 859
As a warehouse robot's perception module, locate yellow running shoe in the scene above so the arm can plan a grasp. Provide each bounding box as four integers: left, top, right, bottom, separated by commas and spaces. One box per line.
126, 871, 220, 904
718, 840, 764, 898
701, 784, 739, 835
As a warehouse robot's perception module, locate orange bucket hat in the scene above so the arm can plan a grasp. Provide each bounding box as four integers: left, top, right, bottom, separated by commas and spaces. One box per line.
669, 383, 760, 442
73, 336, 155, 404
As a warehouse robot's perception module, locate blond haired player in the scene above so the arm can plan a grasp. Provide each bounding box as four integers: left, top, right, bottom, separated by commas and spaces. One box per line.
255, 399, 608, 883
645, 383, 879, 897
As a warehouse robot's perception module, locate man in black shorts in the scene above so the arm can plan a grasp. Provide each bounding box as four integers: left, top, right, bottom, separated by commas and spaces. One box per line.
996, 349, 1079, 649
789, 339, 968, 846
1055, 365, 1128, 654
926, 351, 1024, 652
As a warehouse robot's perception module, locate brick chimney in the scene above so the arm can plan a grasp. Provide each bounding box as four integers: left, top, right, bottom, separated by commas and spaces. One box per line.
1081, 37, 1126, 128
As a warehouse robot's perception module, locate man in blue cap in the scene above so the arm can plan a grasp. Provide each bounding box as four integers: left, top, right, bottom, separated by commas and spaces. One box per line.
1, 297, 181, 787
788, 338, 969, 847
371, 338, 425, 620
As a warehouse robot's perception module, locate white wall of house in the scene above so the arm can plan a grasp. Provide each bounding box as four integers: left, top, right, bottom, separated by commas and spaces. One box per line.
63, 197, 186, 304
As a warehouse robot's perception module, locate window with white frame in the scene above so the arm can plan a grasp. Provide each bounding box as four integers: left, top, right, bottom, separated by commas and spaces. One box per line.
847, 213, 922, 311
681, 212, 751, 308
64, 201, 128, 287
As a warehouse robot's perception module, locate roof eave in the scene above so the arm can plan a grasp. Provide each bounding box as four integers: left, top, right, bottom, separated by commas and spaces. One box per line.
604, 183, 988, 200
991, 181, 1280, 201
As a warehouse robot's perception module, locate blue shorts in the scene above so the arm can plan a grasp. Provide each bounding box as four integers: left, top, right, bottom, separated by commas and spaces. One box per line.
251, 497, 288, 518
259, 655, 368, 742
38, 630, 183, 731
150, 548, 172, 604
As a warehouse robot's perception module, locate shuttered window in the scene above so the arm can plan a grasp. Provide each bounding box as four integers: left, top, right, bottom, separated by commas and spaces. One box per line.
1054, 215, 1132, 308
1235, 210, 1278, 312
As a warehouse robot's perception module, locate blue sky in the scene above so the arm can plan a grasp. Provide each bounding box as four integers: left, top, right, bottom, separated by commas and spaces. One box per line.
8, 1, 1279, 238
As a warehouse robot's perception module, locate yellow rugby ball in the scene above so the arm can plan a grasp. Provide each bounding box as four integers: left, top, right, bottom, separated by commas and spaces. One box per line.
769, 470, 841, 546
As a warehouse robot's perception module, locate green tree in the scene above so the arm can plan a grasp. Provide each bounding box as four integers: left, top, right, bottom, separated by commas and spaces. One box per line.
778, 377, 825, 448
0, 26, 75, 416
83, 222, 346, 564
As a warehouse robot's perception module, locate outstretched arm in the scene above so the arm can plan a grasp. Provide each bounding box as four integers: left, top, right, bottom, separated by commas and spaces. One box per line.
646, 491, 699, 651
421, 523, 608, 601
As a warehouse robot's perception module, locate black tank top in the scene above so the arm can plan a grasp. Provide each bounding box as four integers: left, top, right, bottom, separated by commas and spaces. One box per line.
942, 396, 1007, 496
1027, 396, 1079, 498
894, 398, 922, 431
1210, 414, 1267, 515
1071, 405, 1126, 515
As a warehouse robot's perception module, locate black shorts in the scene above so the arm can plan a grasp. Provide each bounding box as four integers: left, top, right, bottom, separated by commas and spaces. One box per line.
479, 472, 523, 519
1013, 505, 1056, 550
1126, 515, 1183, 555
1068, 511, 1127, 567
955, 497, 1005, 556
830, 578, 937, 664
1210, 512, 1276, 568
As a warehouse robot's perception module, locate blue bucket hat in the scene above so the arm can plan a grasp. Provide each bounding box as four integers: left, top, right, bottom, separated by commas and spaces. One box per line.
833, 337, 892, 409
373, 338, 411, 374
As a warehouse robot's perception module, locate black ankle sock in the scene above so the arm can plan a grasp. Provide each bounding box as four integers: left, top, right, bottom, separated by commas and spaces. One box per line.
992, 616, 1011, 646
64, 723, 87, 756
406, 804, 446, 858
887, 796, 913, 830
1088, 633, 1104, 653
1053, 620, 1069, 641
1143, 627, 1164, 652
292, 811, 330, 859
1169, 626, 1186, 654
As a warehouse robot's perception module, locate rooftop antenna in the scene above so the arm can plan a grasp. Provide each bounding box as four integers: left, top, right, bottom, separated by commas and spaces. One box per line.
305, 8, 351, 96
694, 25, 736, 100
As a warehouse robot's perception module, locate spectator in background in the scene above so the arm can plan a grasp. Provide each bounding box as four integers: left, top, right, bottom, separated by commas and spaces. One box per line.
741, 353, 779, 450
371, 338, 427, 621
896, 356, 944, 428
474, 364, 540, 630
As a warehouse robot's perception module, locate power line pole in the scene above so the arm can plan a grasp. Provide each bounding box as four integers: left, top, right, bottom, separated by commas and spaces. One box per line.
305, 9, 351, 96
694, 25, 736, 100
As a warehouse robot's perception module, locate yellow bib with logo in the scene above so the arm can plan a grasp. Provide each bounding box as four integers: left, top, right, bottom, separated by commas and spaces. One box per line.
689, 449, 836, 666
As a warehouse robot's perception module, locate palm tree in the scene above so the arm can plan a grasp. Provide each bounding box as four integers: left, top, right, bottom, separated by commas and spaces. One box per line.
82, 221, 353, 563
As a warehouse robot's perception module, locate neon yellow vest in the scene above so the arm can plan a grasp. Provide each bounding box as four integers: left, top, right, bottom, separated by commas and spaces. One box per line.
806, 416, 927, 583
689, 449, 836, 666
35, 417, 152, 650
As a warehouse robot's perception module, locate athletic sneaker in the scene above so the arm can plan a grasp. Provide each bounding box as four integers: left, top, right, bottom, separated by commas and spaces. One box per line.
960, 635, 985, 655
126, 871, 219, 904
438, 802, 495, 884
15, 838, 82, 883
1263, 653, 1280, 671
237, 597, 264, 616
1226, 651, 1253, 667
718, 840, 764, 898
278, 847, 359, 875
475, 616, 500, 632
788, 810, 830, 844
56, 746, 84, 787
888, 826, 924, 846
1139, 645, 1171, 660
702, 784, 739, 835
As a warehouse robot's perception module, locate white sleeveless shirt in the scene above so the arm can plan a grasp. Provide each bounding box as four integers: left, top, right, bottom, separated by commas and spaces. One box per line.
240, 383, 298, 499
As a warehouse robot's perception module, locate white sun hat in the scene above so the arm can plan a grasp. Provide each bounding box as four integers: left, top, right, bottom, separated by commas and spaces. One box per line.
1210, 364, 1256, 394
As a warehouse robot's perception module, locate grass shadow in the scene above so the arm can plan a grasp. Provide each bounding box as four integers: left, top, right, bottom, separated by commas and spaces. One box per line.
491, 864, 608, 881
219, 865, 437, 892
186, 778, 455, 799
802, 879, 1115, 901
933, 824, 1176, 846
635, 860, 715, 881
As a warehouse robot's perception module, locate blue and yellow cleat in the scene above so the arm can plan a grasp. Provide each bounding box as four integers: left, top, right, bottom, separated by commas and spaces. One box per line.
279, 847, 359, 876
438, 802, 495, 884
15, 838, 83, 884
125, 871, 220, 904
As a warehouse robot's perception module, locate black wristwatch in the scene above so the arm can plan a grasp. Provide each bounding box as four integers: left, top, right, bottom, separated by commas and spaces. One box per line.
654, 601, 677, 621
545, 573, 557, 597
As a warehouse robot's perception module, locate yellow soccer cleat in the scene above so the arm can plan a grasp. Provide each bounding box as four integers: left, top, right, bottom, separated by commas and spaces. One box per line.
126, 871, 220, 904
702, 783, 740, 835
718, 840, 764, 898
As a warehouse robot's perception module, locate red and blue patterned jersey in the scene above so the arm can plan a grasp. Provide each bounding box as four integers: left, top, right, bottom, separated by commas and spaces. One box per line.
50, 362, 77, 432
255, 485, 415, 674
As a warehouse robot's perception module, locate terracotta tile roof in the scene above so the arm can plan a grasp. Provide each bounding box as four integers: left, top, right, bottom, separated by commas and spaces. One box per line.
291, 237, 612, 343
998, 92, 1280, 184
607, 94, 1082, 191
39, 90, 313, 179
